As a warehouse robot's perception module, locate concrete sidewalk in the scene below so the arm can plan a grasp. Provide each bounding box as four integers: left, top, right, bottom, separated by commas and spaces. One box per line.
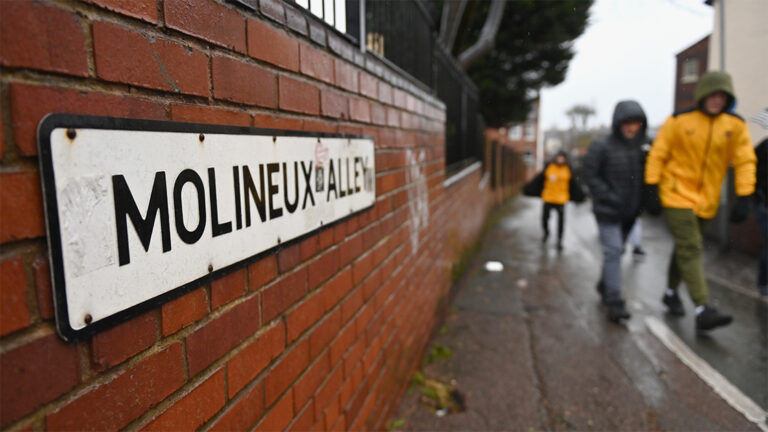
392, 196, 765, 431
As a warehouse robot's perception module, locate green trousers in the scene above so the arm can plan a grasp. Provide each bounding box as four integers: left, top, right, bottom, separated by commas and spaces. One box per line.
664, 208, 708, 305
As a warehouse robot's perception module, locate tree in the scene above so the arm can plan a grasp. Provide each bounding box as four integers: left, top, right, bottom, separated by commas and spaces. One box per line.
438, 0, 593, 127
566, 104, 596, 130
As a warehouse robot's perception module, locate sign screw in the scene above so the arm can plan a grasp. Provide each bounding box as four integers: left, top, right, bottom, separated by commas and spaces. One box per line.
66, 129, 77, 140
199, 133, 205, 142
277, 237, 281, 244
84, 314, 93, 324
208, 264, 213, 273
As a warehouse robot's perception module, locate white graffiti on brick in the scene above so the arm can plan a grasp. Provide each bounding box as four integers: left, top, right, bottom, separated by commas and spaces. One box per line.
406, 149, 429, 253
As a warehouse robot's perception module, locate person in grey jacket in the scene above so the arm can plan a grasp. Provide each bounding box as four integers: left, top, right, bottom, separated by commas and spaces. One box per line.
582, 100, 648, 322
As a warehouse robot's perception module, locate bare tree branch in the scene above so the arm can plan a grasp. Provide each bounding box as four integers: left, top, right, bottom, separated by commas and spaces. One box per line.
439, 0, 469, 52
457, 0, 507, 70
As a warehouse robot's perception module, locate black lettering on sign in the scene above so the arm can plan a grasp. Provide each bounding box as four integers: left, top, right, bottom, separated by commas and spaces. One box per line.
338, 158, 346, 198
112, 172, 171, 266
327, 159, 337, 201
301, 161, 315, 210
354, 157, 361, 193
233, 166, 242, 230
208, 168, 232, 237
174, 169, 206, 245
283, 161, 299, 214
243, 165, 266, 226
266, 163, 282, 220
345, 158, 353, 196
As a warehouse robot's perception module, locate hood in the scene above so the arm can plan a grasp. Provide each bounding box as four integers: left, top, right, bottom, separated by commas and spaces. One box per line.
695, 71, 736, 111
611, 100, 647, 142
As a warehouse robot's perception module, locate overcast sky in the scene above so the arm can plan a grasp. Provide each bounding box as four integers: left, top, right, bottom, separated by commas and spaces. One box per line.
539, 0, 714, 131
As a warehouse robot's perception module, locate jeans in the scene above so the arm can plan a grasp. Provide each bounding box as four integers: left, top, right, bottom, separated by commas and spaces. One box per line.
664, 208, 708, 305
756, 205, 768, 288
596, 218, 635, 302
542, 202, 564, 241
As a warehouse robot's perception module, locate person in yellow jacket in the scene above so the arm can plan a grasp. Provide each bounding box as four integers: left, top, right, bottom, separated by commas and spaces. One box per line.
541, 151, 571, 250
645, 71, 757, 331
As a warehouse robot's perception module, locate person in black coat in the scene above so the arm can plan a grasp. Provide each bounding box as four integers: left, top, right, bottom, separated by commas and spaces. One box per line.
582, 100, 647, 322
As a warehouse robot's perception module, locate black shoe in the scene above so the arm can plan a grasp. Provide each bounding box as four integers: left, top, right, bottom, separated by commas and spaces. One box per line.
607, 300, 631, 322
695, 305, 733, 331
596, 281, 606, 303
662, 292, 685, 316
632, 246, 646, 256
542, 232, 549, 243
556, 241, 563, 251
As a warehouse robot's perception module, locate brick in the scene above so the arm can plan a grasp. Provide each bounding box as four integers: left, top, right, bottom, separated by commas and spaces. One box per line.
161, 288, 207, 336
9, 84, 166, 156
352, 253, 374, 285
309, 248, 339, 290
0, 1, 88, 77
33, 256, 54, 320
278, 76, 320, 115
285, 5, 308, 35
308, 20, 326, 46
299, 235, 319, 261
164, 0, 246, 53
290, 400, 316, 432
252, 114, 303, 131
83, 0, 158, 23
286, 291, 324, 344
210, 382, 264, 432
386, 107, 400, 127
265, 338, 309, 405
185, 295, 260, 376
359, 72, 378, 99
294, 353, 330, 411
171, 104, 251, 127
379, 81, 393, 105
256, 389, 294, 432
262, 267, 307, 323
0, 170, 45, 244
248, 254, 278, 290
47, 344, 183, 431
300, 43, 334, 85
339, 233, 363, 269
314, 366, 342, 419
259, 0, 286, 24
227, 321, 285, 397
335, 60, 359, 93
309, 309, 341, 359
141, 369, 226, 432
303, 119, 336, 134
393, 88, 407, 107
321, 90, 349, 120
370, 102, 387, 126
0, 257, 29, 336
211, 269, 246, 310
1, 334, 80, 427
93, 21, 208, 96
212, 55, 277, 107
277, 242, 301, 273
341, 289, 364, 325
321, 268, 353, 312
92, 312, 158, 371
247, 19, 299, 71
329, 322, 355, 366
349, 98, 371, 123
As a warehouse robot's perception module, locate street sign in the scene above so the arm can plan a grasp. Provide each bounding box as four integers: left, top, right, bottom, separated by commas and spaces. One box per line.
37, 114, 376, 341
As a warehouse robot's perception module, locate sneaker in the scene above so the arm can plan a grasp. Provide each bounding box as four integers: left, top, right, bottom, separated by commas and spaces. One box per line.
607, 300, 631, 322
695, 305, 733, 331
632, 246, 646, 256
662, 291, 685, 316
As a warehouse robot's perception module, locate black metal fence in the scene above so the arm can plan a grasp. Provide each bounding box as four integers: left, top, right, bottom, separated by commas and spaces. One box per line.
364, 0, 482, 170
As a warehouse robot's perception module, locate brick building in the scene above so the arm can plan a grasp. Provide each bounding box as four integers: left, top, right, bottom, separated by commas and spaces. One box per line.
0, 0, 522, 430
674, 35, 709, 112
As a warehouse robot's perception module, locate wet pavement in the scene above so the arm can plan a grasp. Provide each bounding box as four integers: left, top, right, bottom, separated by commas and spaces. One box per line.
393, 196, 767, 431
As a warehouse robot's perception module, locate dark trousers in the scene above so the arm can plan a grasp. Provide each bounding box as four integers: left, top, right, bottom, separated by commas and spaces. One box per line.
542, 202, 564, 241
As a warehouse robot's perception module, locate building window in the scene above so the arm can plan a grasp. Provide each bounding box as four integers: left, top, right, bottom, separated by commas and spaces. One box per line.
524, 122, 536, 141
681, 58, 699, 84
508, 125, 523, 140
295, 0, 347, 33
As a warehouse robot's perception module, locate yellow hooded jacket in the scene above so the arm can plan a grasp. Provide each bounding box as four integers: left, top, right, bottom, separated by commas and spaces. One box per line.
541, 163, 571, 205
645, 72, 756, 219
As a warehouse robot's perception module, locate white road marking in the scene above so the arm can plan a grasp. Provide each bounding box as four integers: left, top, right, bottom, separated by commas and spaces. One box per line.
645, 316, 768, 432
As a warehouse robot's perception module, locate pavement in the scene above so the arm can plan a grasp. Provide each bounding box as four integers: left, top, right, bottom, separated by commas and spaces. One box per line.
393, 196, 767, 431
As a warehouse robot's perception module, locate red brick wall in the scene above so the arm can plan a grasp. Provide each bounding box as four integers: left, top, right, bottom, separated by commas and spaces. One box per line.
0, 1, 499, 430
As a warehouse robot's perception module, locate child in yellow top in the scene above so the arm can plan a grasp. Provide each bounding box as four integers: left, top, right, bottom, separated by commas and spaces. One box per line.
541, 152, 571, 250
